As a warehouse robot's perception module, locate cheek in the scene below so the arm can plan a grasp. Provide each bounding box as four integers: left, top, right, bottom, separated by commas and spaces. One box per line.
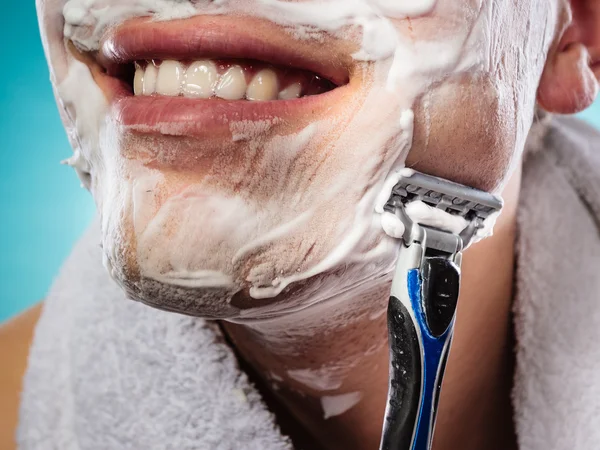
406, 74, 516, 192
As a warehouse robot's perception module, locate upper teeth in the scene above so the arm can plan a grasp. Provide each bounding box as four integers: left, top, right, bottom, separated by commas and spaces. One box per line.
142, 63, 158, 96
133, 60, 303, 101
215, 66, 248, 100
278, 82, 302, 100
246, 69, 279, 101
184, 60, 218, 99
156, 60, 184, 96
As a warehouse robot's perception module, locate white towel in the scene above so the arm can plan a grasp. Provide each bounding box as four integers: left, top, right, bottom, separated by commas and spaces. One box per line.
513, 117, 600, 449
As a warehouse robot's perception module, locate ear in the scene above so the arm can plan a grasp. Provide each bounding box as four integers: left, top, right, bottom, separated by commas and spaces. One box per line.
537, 0, 600, 114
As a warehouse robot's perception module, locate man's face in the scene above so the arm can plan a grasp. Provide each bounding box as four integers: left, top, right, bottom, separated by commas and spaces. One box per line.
38, 0, 562, 318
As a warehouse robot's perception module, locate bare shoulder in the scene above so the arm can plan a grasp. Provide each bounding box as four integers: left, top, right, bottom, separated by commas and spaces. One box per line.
0, 304, 43, 450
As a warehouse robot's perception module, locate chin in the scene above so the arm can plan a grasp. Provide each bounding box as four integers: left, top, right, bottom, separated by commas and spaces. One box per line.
104, 226, 398, 321
97, 155, 399, 320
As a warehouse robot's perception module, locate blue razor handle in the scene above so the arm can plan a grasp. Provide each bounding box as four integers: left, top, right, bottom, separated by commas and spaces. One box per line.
380, 249, 460, 450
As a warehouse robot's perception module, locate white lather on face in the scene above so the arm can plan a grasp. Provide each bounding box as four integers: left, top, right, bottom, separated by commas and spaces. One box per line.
42, 0, 559, 317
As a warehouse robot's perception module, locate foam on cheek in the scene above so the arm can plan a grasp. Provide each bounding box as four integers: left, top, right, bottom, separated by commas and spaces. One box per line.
53, 0, 560, 312
57, 57, 108, 189
63, 0, 205, 52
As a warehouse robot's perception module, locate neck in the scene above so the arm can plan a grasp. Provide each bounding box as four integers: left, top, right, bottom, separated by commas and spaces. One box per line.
221, 166, 521, 450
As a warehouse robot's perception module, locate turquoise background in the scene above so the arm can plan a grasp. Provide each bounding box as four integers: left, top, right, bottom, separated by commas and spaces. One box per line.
1, 2, 95, 323
0, 3, 599, 323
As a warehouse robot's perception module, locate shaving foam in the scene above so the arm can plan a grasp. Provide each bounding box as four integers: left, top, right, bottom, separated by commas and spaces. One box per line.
321, 392, 363, 419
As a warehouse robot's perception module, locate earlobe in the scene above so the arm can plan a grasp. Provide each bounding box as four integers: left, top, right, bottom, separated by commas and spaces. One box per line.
537, 0, 600, 114
538, 42, 598, 114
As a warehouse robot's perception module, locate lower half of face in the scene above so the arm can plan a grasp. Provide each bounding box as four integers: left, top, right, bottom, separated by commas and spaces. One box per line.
45, 1, 559, 319
96, 83, 404, 319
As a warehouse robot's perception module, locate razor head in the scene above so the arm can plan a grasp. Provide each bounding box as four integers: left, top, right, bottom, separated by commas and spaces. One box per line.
386, 170, 503, 220
384, 170, 504, 248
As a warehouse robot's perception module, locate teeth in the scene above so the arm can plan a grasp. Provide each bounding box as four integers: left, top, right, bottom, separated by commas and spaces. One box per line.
278, 82, 302, 100
143, 63, 158, 95
156, 60, 184, 96
246, 69, 279, 101
215, 66, 248, 100
132, 60, 333, 100
133, 64, 144, 96
184, 60, 218, 98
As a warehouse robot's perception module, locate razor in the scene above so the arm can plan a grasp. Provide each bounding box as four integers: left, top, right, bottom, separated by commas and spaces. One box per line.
379, 170, 503, 450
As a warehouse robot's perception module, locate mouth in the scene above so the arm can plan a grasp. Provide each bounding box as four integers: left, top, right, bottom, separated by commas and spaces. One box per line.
90, 15, 355, 137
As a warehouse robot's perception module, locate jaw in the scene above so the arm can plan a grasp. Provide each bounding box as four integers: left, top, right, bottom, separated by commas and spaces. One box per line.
99, 130, 402, 319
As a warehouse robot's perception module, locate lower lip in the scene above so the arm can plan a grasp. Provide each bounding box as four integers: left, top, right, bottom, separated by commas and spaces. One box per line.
114, 87, 349, 138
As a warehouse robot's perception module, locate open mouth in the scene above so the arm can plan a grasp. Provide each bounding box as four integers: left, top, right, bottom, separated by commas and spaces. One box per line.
131, 59, 335, 101
86, 16, 354, 136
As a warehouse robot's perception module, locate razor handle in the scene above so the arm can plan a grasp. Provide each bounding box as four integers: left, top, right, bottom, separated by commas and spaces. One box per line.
380, 253, 460, 450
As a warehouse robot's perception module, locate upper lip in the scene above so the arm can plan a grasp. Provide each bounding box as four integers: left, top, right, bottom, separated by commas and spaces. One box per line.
98, 15, 353, 86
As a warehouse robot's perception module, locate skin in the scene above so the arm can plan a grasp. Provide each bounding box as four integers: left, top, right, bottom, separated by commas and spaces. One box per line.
0, 304, 42, 450
3, 0, 599, 449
